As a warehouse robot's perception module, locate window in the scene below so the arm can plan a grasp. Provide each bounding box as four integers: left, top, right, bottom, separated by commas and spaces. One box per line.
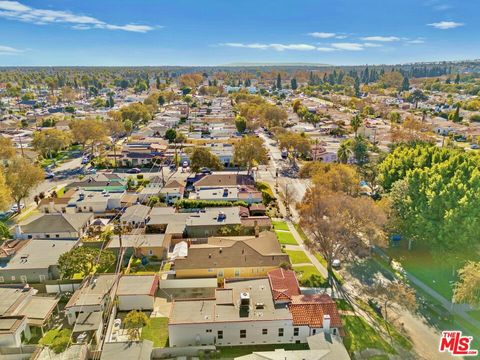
240, 330, 246, 338
56, 234, 60, 238
234, 268, 240, 277
206, 329, 212, 333
11, 276, 15, 281
148, 250, 153, 256
312, 329, 316, 335
20, 275, 27, 283
45, 234, 50, 238
333, 329, 337, 335
294, 327, 299, 336
262, 329, 268, 335
278, 328, 284, 337
217, 330, 223, 339
39, 275, 46, 282
0, 276, 4, 283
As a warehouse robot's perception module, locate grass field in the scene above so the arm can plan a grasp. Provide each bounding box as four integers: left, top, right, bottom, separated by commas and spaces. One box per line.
275, 230, 298, 245
385, 245, 479, 300
272, 220, 289, 231
293, 264, 327, 287
286, 250, 311, 264
141, 317, 169, 348
342, 315, 395, 356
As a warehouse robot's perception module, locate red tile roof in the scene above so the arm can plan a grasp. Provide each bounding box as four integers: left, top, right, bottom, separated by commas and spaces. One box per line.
268, 268, 301, 301
289, 294, 343, 330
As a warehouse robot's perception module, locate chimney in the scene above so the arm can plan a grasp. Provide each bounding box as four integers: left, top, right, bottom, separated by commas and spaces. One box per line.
323, 314, 331, 332
254, 220, 260, 237
49, 201, 54, 213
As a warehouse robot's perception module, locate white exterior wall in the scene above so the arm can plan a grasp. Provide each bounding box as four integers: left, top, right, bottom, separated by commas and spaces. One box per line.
19, 231, 79, 240
117, 295, 153, 311
169, 319, 312, 347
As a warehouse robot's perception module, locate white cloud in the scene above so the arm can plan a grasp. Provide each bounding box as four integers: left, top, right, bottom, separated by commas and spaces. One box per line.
361, 36, 400, 42
331, 42, 364, 51
316, 47, 336, 52
428, 21, 464, 29
0, 44, 23, 55
308, 32, 347, 39
308, 32, 336, 39
363, 42, 382, 48
221, 43, 317, 51
0, 1, 154, 32
406, 38, 426, 44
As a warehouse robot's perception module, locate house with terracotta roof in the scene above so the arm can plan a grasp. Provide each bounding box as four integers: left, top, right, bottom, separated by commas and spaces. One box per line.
289, 294, 344, 337
168, 276, 344, 347
268, 268, 301, 304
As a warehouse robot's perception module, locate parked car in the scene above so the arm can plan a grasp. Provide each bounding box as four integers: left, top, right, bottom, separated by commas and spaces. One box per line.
127, 167, 142, 174
470, 144, 480, 150
332, 259, 341, 269
10, 204, 25, 213
45, 172, 55, 179
182, 161, 189, 168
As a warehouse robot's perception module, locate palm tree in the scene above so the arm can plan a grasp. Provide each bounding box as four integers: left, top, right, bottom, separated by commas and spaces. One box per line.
350, 114, 362, 137
337, 141, 352, 164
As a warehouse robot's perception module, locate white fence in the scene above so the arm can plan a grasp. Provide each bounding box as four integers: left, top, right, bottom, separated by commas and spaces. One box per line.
45, 282, 81, 294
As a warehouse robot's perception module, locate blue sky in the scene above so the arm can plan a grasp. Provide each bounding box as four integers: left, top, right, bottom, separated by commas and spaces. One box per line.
0, 0, 478, 66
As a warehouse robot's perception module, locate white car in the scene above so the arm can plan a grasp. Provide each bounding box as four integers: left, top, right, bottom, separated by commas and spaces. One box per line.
332, 259, 341, 269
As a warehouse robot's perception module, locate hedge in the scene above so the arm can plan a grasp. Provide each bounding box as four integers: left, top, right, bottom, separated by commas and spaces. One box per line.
175, 199, 249, 209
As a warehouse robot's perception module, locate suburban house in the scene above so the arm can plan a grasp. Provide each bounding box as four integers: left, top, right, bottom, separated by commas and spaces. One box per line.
120, 204, 151, 228
159, 179, 185, 205
15, 213, 93, 240
0, 284, 60, 347
116, 274, 159, 311
0, 239, 76, 283
168, 277, 343, 347
67, 190, 124, 215
184, 207, 242, 238
38, 188, 77, 213
138, 175, 163, 203
65, 175, 127, 193
65, 274, 116, 325
188, 186, 262, 204
192, 173, 255, 191
106, 233, 166, 259
173, 231, 290, 279
268, 268, 301, 304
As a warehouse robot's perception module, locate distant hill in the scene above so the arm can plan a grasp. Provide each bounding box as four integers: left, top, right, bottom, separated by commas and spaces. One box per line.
222, 62, 331, 67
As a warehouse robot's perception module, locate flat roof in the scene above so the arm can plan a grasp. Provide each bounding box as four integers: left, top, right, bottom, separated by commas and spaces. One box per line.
107, 234, 165, 249
66, 274, 116, 308
18, 296, 60, 326
185, 207, 241, 227
169, 278, 292, 325
0, 240, 76, 270
100, 340, 153, 360
0, 286, 32, 315
117, 275, 158, 296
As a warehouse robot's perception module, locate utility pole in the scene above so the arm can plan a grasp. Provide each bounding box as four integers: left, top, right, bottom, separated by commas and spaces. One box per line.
18, 135, 25, 158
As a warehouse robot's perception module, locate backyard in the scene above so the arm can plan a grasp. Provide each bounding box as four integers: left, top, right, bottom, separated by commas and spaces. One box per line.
141, 317, 169, 348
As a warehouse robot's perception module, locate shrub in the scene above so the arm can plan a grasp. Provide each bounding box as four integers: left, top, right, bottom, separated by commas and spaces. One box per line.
470, 114, 480, 122
50, 329, 71, 354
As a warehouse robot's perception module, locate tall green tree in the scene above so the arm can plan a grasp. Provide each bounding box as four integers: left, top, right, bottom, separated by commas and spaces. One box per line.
290, 78, 298, 90
276, 73, 282, 90
350, 114, 362, 137
5, 158, 44, 213
188, 147, 223, 172
233, 136, 269, 173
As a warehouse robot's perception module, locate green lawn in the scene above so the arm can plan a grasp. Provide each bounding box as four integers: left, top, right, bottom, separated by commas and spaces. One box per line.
293, 223, 310, 244
272, 220, 289, 231
275, 230, 298, 245
293, 265, 327, 287
467, 310, 480, 322
385, 245, 479, 300
39, 329, 60, 346
141, 317, 168, 348
342, 315, 395, 356
286, 250, 311, 264
220, 343, 308, 358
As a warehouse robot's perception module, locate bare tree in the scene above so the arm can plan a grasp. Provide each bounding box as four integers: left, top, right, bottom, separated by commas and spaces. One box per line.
298, 188, 386, 284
